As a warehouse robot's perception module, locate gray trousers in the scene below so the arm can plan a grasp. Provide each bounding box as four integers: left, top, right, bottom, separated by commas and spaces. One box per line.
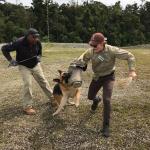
19, 63, 53, 108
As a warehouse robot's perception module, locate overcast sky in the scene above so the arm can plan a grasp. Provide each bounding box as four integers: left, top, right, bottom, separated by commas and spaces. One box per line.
3, 0, 149, 8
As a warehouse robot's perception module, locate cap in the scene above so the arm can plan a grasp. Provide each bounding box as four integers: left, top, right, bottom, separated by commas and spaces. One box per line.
26, 28, 40, 37
89, 32, 105, 46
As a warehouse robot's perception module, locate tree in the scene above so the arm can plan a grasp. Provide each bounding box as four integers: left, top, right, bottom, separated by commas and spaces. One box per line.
140, 1, 150, 43
0, 10, 5, 42
0, 1, 149, 45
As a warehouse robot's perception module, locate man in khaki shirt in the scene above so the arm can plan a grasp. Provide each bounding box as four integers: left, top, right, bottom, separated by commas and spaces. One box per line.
78, 32, 137, 137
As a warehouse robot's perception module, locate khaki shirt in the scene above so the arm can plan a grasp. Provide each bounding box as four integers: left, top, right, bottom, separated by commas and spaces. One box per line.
78, 44, 136, 80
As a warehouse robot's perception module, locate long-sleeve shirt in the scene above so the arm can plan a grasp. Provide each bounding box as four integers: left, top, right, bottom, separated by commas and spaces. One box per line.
78, 44, 136, 80
1, 37, 42, 68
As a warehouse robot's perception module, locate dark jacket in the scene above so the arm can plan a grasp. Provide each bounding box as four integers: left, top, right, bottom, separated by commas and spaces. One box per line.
1, 36, 42, 68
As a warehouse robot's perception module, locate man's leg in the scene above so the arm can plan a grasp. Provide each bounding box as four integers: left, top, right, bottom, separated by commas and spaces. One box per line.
88, 78, 103, 111
102, 79, 114, 137
19, 65, 36, 115
31, 63, 55, 105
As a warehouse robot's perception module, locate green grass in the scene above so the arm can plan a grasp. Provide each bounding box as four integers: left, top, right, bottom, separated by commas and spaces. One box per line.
0, 44, 150, 150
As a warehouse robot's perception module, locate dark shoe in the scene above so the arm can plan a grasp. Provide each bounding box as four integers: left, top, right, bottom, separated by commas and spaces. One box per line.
101, 126, 110, 138
91, 97, 101, 111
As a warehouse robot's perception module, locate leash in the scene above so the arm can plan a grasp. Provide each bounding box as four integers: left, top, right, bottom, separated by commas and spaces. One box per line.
8, 56, 38, 67
18, 56, 37, 63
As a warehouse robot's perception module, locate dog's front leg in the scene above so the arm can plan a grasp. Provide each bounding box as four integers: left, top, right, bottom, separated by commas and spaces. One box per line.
74, 89, 80, 107
53, 95, 68, 116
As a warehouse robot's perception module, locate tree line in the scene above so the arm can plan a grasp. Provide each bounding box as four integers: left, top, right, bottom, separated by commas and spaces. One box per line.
0, 0, 149, 46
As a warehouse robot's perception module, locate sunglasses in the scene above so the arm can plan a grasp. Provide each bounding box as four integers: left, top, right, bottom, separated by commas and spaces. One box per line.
32, 36, 38, 39
93, 45, 98, 48
32, 35, 39, 39
90, 44, 98, 48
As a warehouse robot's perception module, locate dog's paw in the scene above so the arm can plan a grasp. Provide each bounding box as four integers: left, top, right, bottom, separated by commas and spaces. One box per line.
68, 101, 75, 105
52, 112, 57, 116
75, 103, 79, 107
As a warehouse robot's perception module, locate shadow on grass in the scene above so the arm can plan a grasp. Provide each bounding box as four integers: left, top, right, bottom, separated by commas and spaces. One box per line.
29, 102, 67, 149
0, 105, 24, 122
29, 102, 103, 149
77, 108, 104, 137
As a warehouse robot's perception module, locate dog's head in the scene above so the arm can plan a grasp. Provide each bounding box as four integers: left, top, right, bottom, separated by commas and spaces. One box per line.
67, 60, 84, 88
53, 70, 71, 85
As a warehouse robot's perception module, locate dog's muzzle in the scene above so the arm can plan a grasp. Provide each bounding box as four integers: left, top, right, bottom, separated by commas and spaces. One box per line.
71, 81, 82, 88
68, 67, 82, 88
67, 59, 87, 88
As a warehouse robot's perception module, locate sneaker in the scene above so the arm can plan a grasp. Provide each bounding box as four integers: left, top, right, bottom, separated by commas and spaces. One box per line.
23, 106, 36, 115
91, 97, 101, 111
101, 126, 110, 138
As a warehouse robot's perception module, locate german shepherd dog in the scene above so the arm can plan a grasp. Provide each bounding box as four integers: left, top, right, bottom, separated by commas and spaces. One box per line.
52, 70, 81, 116
52, 59, 87, 116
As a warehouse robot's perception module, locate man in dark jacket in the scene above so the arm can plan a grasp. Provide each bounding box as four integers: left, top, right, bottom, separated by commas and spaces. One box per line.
1, 28, 54, 115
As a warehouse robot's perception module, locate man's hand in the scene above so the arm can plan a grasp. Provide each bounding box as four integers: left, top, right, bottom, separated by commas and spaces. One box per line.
128, 70, 137, 79
8, 59, 18, 67
76, 64, 87, 71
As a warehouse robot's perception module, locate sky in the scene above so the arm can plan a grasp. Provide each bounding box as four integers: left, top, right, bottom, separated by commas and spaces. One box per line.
2, 0, 149, 8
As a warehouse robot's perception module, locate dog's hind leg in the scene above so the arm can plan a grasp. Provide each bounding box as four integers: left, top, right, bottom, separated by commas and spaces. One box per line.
74, 89, 80, 107
52, 95, 68, 116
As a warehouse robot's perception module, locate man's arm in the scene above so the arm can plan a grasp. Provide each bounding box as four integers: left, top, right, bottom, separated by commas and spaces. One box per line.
1, 41, 19, 66
112, 46, 137, 78
68, 49, 92, 72
37, 40, 42, 56
36, 41, 42, 62
78, 49, 92, 64
1, 41, 18, 61
75, 49, 92, 71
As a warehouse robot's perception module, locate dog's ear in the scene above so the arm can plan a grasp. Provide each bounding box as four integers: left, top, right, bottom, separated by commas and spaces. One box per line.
53, 78, 60, 83
58, 70, 62, 75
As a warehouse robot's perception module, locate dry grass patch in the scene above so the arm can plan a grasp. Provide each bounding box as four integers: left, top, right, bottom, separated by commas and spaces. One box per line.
0, 44, 150, 150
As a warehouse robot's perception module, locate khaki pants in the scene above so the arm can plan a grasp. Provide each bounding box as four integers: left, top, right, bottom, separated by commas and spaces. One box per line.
19, 63, 53, 108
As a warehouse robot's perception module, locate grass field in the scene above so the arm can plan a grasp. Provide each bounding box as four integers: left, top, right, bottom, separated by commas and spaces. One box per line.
0, 43, 150, 150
